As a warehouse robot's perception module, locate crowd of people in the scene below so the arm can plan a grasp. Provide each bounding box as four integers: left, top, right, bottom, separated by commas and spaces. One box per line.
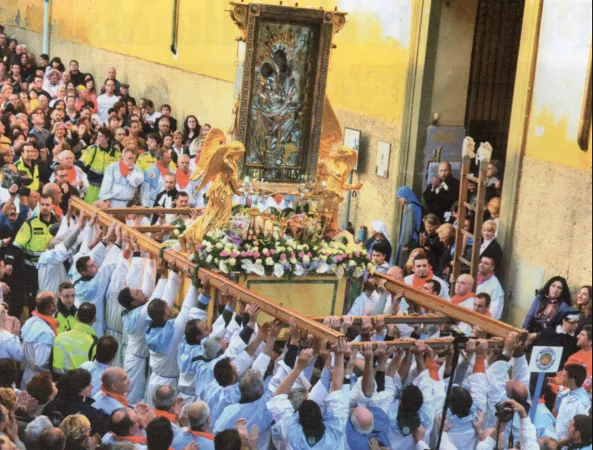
0, 29, 592, 450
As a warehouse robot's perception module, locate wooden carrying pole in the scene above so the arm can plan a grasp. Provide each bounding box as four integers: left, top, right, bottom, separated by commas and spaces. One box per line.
131, 226, 176, 233
309, 315, 456, 325
372, 272, 527, 340
350, 338, 503, 350
70, 198, 343, 343
104, 208, 200, 215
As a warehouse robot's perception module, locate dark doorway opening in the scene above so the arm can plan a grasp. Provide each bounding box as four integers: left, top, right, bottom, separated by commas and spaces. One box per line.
465, 0, 526, 166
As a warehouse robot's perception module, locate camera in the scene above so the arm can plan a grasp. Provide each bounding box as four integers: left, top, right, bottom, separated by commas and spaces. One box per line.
495, 402, 515, 423
1, 167, 33, 196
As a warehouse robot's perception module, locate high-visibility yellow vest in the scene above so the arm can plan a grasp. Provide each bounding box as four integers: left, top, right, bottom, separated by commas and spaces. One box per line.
54, 308, 78, 334
78, 145, 120, 186
52, 322, 98, 371
14, 215, 58, 266
14, 159, 40, 192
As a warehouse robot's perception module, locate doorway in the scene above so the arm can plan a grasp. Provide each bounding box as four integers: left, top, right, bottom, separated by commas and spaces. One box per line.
465, 0, 526, 165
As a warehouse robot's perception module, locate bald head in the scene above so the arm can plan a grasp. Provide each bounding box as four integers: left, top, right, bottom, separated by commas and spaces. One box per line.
506, 380, 529, 404
438, 162, 452, 181
351, 407, 374, 435
43, 183, 61, 196
387, 266, 404, 281
455, 274, 475, 296
188, 401, 210, 432
102, 368, 129, 395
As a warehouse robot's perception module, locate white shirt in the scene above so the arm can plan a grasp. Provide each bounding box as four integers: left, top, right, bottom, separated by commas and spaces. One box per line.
477, 275, 505, 320
0, 329, 23, 361
97, 94, 120, 122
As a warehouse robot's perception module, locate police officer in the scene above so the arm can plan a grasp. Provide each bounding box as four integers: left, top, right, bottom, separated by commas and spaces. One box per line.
5, 194, 58, 317
76, 127, 120, 204
52, 302, 98, 374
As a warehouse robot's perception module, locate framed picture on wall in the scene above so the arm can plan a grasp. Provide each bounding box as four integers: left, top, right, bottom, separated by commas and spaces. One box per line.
344, 128, 362, 170
376, 141, 391, 178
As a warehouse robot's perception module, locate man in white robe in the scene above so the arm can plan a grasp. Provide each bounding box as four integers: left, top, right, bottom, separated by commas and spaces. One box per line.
476, 256, 505, 320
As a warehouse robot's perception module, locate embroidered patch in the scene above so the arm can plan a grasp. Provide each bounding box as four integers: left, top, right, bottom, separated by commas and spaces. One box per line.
148, 172, 156, 179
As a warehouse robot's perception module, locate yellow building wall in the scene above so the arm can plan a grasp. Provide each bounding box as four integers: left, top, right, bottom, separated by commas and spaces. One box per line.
506, 0, 592, 326
1, 0, 415, 238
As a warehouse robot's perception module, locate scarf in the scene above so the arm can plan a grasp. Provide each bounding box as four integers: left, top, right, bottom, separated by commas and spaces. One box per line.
153, 409, 177, 423
451, 292, 476, 305
32, 311, 59, 336
176, 169, 191, 189
412, 271, 434, 289
396, 187, 423, 240
101, 387, 129, 407
119, 160, 131, 177
186, 430, 214, 441
477, 272, 494, 285
113, 435, 146, 445
303, 424, 326, 447
66, 167, 77, 183
157, 162, 170, 177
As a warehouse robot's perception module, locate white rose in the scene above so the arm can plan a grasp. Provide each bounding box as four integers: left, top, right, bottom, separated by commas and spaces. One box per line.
256, 259, 263, 265
228, 258, 237, 266
216, 243, 224, 249
303, 256, 310, 264
349, 260, 357, 267
206, 255, 213, 264
265, 257, 274, 266
290, 258, 298, 265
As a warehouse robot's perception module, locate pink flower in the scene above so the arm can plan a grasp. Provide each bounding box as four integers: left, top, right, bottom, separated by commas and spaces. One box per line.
298, 252, 305, 258
231, 251, 240, 258
355, 252, 360, 258
291, 253, 296, 259
241, 251, 248, 257
263, 249, 270, 257
280, 253, 287, 260
270, 249, 276, 255
253, 251, 261, 259
336, 255, 343, 262
220, 251, 229, 257
196, 244, 203, 250
307, 252, 312, 257
247, 251, 254, 257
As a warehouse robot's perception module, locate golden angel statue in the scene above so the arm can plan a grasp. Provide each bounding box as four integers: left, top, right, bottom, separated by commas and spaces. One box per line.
315, 98, 362, 232
179, 129, 245, 251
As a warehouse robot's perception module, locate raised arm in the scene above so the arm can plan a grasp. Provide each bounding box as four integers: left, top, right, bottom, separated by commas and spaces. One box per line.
274, 349, 314, 397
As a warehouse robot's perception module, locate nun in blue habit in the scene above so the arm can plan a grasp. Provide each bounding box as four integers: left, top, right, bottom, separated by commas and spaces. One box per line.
395, 186, 424, 267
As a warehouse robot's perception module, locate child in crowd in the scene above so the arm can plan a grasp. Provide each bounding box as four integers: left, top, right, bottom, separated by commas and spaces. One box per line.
371, 240, 391, 274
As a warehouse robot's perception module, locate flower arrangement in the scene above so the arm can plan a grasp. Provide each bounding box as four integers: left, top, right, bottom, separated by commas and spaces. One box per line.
185, 209, 373, 282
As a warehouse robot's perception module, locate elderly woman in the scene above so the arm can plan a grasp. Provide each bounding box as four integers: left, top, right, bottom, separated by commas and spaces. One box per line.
523, 276, 573, 333
395, 186, 423, 267
50, 150, 88, 197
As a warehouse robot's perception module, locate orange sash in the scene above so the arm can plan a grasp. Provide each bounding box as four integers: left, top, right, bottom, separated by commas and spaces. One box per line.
32, 311, 59, 336
474, 356, 486, 374
101, 387, 129, 407
153, 409, 177, 423
157, 163, 170, 177
113, 435, 146, 445
412, 271, 434, 289
426, 357, 440, 382
451, 292, 476, 305
176, 169, 191, 189
187, 430, 214, 441
119, 160, 131, 177
66, 167, 77, 184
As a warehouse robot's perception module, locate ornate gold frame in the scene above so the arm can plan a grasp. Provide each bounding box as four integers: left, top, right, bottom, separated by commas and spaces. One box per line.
230, 2, 347, 182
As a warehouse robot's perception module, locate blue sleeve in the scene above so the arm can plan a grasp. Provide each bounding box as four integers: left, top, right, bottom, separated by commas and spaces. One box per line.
18, 205, 30, 223
0, 214, 8, 229
523, 295, 541, 329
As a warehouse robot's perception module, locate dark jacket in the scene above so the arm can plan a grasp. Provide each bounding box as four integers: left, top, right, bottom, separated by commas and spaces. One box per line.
481, 239, 503, 274
423, 175, 460, 220
42, 395, 109, 436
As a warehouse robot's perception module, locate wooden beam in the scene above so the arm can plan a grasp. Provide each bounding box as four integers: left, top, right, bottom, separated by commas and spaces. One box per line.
350, 338, 504, 350
132, 226, 176, 233
104, 208, 201, 215
372, 272, 527, 340
69, 198, 342, 343
309, 315, 455, 325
